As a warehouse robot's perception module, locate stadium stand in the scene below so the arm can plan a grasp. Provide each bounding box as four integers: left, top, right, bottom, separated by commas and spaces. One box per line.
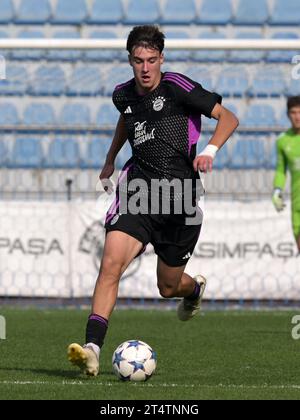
216, 66, 249, 98
9, 138, 43, 169
0, 140, 8, 166
23, 103, 56, 127
67, 66, 102, 96
85, 31, 119, 62
266, 32, 300, 63
0, 0, 14, 24
12, 30, 45, 61
229, 32, 265, 63
229, 137, 266, 169
233, 0, 269, 25
87, 0, 124, 25
0, 103, 19, 126
16, 0, 51, 24
161, 0, 196, 25
0, 0, 298, 172
0, 65, 27, 96
47, 30, 81, 61
241, 104, 277, 128
30, 65, 66, 96
45, 138, 80, 168
96, 104, 120, 129
197, 0, 232, 25
269, 0, 300, 25
194, 31, 227, 63
249, 68, 286, 98
60, 103, 91, 128
52, 0, 87, 25
81, 137, 111, 169
124, 0, 160, 25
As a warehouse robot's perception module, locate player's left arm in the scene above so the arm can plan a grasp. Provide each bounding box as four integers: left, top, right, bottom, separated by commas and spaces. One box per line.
193, 103, 239, 173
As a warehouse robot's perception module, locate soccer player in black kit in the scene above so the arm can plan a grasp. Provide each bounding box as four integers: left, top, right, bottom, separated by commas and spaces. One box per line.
68, 26, 239, 376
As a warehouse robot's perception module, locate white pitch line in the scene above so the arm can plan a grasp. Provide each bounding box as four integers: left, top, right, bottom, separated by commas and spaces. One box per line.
1, 381, 300, 390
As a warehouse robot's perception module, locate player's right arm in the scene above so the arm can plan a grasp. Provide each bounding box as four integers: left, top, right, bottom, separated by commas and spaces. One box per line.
99, 115, 128, 191
272, 136, 287, 212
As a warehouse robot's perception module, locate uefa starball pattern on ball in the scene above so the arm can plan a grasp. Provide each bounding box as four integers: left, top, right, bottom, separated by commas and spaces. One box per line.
112, 340, 157, 381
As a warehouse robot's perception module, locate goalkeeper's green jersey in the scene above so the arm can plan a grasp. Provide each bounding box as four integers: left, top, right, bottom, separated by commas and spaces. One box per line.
274, 129, 300, 210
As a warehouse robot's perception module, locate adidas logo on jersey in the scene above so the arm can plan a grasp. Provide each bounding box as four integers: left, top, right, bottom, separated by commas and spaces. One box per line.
182, 252, 192, 260
124, 106, 132, 114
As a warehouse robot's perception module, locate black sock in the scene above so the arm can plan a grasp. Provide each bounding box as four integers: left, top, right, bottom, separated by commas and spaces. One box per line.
186, 281, 201, 301
85, 314, 108, 349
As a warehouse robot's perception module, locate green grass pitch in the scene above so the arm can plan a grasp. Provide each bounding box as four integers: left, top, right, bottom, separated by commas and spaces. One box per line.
0, 308, 299, 400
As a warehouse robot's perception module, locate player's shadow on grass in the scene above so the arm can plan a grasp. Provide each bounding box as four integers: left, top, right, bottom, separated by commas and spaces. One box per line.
0, 366, 113, 379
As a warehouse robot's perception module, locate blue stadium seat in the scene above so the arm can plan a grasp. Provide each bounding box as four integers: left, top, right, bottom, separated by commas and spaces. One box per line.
12, 30, 45, 61
0, 65, 27, 96
229, 137, 266, 169
10, 138, 43, 169
81, 137, 111, 169
266, 141, 277, 170
88, 0, 123, 24
23, 104, 55, 126
125, 0, 160, 24
194, 31, 227, 62
0, 0, 14, 24
285, 77, 300, 96
0, 30, 10, 60
266, 32, 299, 63
104, 66, 133, 96
212, 143, 229, 169
60, 104, 91, 127
45, 138, 80, 168
197, 0, 232, 25
164, 31, 190, 62
229, 32, 265, 63
233, 0, 269, 25
249, 68, 286, 98
269, 0, 300, 25
67, 66, 102, 96
48, 30, 81, 61
52, 0, 87, 24
0, 140, 8, 167
0, 103, 19, 126
215, 67, 249, 98
241, 104, 277, 128
30, 65, 66, 96
185, 67, 214, 92
277, 108, 290, 128
16, 0, 51, 24
85, 31, 118, 62
161, 0, 196, 24
96, 104, 119, 127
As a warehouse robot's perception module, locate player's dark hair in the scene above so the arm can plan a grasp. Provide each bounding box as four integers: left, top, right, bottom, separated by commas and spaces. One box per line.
287, 96, 300, 112
127, 25, 165, 54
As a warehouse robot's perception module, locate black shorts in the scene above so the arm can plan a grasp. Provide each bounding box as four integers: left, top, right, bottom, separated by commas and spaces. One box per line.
105, 210, 202, 267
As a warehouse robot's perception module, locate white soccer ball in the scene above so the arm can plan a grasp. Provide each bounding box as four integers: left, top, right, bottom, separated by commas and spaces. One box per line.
112, 340, 157, 382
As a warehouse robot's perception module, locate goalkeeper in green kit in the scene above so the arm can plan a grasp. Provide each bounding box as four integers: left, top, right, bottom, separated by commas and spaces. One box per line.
272, 96, 300, 254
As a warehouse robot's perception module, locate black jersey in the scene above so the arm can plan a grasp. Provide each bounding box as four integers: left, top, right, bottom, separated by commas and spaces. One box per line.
112, 71, 222, 201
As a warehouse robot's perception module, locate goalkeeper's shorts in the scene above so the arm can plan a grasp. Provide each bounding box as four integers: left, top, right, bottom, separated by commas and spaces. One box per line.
292, 210, 300, 238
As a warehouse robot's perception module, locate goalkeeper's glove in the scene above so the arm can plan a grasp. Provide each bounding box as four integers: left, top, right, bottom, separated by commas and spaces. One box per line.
272, 188, 286, 212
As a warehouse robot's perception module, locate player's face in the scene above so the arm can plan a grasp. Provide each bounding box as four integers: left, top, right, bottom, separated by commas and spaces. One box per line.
288, 106, 300, 131
129, 47, 164, 94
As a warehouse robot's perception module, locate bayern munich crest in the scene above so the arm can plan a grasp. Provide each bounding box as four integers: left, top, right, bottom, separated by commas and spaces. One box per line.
152, 96, 166, 111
